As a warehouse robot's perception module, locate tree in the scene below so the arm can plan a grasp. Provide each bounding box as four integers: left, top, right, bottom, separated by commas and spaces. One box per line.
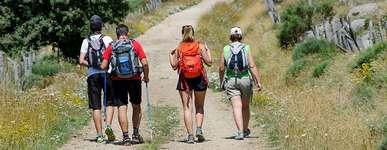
0, 0, 130, 59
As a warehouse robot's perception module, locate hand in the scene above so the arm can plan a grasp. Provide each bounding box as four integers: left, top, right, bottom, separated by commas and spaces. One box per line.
170, 49, 176, 55
142, 76, 149, 83
82, 60, 89, 67
253, 81, 262, 92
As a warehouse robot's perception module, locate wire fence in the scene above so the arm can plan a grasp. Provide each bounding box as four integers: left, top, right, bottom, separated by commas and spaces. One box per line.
0, 51, 37, 90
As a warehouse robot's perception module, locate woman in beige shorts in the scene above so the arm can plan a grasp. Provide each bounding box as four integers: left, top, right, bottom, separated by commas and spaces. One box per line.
219, 27, 262, 140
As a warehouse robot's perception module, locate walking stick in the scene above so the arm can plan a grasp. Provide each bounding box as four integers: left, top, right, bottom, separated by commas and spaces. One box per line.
145, 82, 154, 140
103, 72, 107, 122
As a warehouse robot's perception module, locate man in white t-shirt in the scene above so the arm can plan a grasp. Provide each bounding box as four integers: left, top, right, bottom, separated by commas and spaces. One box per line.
79, 15, 116, 143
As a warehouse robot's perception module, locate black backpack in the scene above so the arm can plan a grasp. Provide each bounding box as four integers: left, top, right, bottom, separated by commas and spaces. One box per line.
86, 35, 106, 68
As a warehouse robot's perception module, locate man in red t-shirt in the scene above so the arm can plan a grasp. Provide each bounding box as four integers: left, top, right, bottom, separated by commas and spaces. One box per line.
101, 24, 149, 145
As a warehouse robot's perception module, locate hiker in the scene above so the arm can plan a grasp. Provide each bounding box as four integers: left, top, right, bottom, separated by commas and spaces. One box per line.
169, 25, 212, 144
219, 27, 262, 140
79, 15, 116, 143
100, 24, 149, 145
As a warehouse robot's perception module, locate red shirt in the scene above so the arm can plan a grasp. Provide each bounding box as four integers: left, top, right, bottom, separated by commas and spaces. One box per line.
103, 39, 146, 80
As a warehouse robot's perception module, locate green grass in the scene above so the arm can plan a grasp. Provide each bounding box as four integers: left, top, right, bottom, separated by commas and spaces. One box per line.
142, 106, 179, 150
0, 73, 90, 149
23, 55, 74, 90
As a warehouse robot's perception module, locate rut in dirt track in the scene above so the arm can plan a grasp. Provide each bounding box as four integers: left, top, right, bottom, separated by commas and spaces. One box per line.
61, 0, 268, 149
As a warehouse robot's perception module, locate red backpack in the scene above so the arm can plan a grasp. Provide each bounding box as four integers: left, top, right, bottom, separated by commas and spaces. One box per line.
178, 41, 203, 79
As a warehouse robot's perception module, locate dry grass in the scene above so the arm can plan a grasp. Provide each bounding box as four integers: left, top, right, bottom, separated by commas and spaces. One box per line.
198, 0, 387, 149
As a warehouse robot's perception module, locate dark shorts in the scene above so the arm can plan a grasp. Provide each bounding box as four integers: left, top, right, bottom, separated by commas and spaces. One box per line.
112, 80, 142, 106
87, 73, 114, 110
176, 74, 208, 91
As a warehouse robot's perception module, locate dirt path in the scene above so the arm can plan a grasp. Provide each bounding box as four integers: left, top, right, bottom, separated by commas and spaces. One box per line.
61, 0, 268, 149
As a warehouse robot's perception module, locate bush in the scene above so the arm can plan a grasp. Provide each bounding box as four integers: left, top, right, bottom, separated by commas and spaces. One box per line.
312, 59, 331, 77
287, 38, 336, 78
287, 59, 307, 77
292, 38, 336, 61
32, 58, 60, 77
278, 0, 334, 48
351, 42, 387, 70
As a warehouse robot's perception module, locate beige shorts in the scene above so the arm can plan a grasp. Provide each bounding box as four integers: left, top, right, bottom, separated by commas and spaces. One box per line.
224, 77, 253, 100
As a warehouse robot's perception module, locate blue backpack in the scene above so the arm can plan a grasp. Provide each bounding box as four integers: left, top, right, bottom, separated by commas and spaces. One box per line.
111, 39, 143, 78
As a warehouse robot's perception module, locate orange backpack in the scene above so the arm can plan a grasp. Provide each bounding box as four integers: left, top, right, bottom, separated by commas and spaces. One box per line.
178, 41, 203, 79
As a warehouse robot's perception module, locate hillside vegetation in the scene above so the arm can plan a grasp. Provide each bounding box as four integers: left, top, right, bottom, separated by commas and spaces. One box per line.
197, 0, 387, 149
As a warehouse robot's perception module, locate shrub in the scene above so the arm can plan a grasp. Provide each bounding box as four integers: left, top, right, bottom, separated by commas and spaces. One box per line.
312, 59, 331, 78
351, 42, 387, 70
32, 58, 60, 77
278, 0, 334, 48
287, 38, 336, 78
292, 38, 336, 61
287, 59, 307, 77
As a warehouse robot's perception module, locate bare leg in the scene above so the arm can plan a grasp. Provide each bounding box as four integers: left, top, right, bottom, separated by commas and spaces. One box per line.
118, 105, 129, 133
92, 109, 102, 134
132, 104, 142, 129
194, 91, 206, 128
231, 96, 243, 131
180, 90, 193, 134
105, 106, 114, 126
241, 95, 250, 130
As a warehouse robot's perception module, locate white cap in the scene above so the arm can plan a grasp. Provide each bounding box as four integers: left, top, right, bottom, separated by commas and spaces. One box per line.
230, 27, 242, 35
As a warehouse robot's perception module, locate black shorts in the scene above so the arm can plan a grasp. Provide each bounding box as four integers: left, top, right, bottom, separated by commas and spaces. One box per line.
87, 73, 114, 110
176, 74, 208, 91
112, 80, 142, 106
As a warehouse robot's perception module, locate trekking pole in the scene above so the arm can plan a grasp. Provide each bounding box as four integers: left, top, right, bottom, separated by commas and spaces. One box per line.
103, 72, 107, 122
145, 82, 153, 140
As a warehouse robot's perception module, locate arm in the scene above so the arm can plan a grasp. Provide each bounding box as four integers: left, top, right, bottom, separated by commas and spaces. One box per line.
169, 49, 178, 70
248, 53, 262, 89
219, 51, 225, 88
79, 53, 89, 66
100, 44, 113, 70
141, 58, 149, 83
79, 39, 89, 66
200, 43, 212, 66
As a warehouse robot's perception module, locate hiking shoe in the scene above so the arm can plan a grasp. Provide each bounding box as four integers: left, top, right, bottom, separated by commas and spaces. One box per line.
131, 134, 144, 144
243, 128, 251, 137
105, 126, 116, 142
196, 128, 205, 142
186, 134, 195, 144
122, 136, 131, 146
235, 131, 244, 140
96, 135, 104, 143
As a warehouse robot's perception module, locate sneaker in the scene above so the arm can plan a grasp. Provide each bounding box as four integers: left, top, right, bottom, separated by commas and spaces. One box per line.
235, 131, 244, 140
96, 135, 104, 143
105, 126, 116, 142
131, 134, 144, 144
186, 134, 195, 144
196, 128, 205, 142
122, 136, 131, 146
243, 128, 251, 137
